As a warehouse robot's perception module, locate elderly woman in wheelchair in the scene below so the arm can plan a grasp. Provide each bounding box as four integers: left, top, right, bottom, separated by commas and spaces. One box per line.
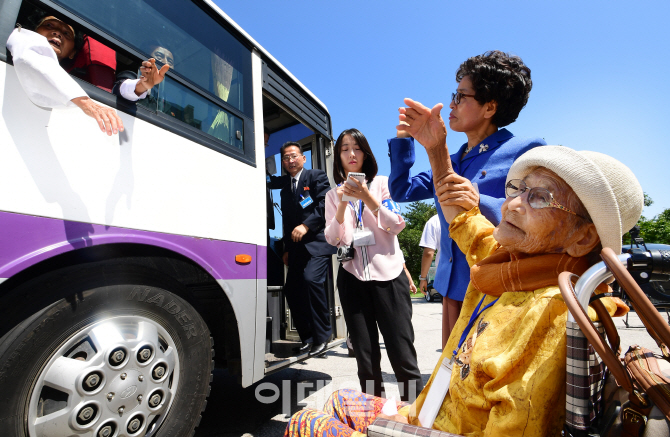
284, 100, 643, 437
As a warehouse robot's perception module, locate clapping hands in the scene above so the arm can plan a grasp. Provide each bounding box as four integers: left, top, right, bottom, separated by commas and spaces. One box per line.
397, 98, 447, 150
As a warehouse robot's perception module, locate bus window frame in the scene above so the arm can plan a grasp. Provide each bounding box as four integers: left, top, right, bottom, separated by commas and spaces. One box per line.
9, 0, 257, 166
85, 78, 256, 166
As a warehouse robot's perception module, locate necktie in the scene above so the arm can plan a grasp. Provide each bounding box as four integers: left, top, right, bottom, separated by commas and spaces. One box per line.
292, 178, 297, 196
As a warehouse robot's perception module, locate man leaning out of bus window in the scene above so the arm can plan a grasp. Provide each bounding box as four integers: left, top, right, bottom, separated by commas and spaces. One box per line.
7, 14, 133, 136
7, 14, 122, 135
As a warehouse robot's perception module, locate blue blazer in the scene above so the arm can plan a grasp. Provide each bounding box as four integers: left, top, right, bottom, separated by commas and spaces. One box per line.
388, 128, 546, 300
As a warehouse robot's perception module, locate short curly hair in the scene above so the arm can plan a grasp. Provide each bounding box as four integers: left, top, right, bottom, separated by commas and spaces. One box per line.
456, 50, 532, 127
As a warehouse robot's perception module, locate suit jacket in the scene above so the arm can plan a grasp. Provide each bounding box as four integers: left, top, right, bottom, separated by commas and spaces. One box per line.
269, 169, 336, 257
388, 128, 546, 300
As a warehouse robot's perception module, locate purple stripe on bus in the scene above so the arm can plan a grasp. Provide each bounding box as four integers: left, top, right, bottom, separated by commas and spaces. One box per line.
0, 211, 266, 280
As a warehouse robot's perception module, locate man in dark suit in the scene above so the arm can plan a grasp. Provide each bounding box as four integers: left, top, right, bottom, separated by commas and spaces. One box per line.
269, 142, 336, 356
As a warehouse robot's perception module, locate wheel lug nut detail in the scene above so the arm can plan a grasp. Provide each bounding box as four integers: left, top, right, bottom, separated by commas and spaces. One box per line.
80, 407, 93, 420
98, 424, 113, 437
118, 406, 125, 415
152, 364, 166, 380
84, 372, 102, 390
107, 392, 114, 400
137, 347, 152, 363
149, 393, 162, 407
128, 417, 141, 433
120, 373, 127, 380
137, 394, 143, 402
77, 405, 97, 425
109, 347, 126, 366
138, 375, 144, 382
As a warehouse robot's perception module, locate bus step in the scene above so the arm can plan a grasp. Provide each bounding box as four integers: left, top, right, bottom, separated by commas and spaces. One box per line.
267, 286, 283, 292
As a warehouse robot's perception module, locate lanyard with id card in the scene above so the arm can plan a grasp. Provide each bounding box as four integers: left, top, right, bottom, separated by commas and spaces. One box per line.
417, 295, 498, 428
299, 193, 313, 208
351, 200, 375, 247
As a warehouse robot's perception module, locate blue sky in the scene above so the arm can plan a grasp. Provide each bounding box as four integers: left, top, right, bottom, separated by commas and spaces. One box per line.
217, 0, 670, 221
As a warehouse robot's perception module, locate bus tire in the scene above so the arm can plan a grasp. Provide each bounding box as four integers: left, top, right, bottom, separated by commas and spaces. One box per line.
0, 265, 213, 437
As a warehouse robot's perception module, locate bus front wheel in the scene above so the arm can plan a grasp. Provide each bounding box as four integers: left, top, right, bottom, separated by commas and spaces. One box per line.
0, 265, 213, 437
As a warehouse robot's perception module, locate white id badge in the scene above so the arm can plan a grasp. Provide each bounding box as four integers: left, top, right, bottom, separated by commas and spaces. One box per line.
352, 228, 375, 246
418, 357, 453, 429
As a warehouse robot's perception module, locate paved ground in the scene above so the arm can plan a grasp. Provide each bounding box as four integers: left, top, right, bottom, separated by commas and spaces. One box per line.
194, 298, 666, 437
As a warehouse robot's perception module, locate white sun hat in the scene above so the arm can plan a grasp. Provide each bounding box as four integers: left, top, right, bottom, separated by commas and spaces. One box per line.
506, 146, 644, 255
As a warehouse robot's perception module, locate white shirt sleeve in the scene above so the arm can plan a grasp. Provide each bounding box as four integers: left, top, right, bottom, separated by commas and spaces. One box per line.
420, 215, 441, 269
419, 215, 440, 250
6, 28, 87, 108
119, 78, 147, 101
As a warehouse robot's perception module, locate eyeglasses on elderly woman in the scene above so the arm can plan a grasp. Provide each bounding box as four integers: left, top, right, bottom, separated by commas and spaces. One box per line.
505, 179, 589, 220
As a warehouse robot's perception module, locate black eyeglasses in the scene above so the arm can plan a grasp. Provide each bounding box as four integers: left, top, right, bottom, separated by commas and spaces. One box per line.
451, 92, 476, 105
281, 153, 302, 162
505, 179, 588, 219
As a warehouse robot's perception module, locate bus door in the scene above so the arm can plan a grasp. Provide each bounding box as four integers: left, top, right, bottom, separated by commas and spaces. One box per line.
261, 76, 344, 367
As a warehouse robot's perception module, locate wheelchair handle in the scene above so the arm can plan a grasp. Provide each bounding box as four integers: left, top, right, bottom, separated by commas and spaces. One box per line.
568, 253, 630, 323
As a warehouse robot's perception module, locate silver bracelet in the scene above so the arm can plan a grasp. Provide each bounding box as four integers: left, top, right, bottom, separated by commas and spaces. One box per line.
418, 275, 427, 281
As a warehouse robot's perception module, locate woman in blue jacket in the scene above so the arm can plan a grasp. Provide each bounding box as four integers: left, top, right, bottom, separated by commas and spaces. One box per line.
389, 51, 546, 347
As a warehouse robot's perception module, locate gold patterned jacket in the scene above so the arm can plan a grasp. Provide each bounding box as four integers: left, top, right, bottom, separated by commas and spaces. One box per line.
400, 207, 620, 437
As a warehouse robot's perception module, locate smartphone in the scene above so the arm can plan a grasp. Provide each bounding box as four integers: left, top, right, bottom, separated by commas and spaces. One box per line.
342, 172, 366, 202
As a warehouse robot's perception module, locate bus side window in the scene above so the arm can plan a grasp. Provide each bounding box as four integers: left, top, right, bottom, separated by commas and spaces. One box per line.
155, 77, 244, 150
13, 3, 117, 93
69, 36, 117, 92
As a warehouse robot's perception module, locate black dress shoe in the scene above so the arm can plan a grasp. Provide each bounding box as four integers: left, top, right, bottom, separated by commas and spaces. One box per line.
309, 342, 327, 356
292, 342, 312, 354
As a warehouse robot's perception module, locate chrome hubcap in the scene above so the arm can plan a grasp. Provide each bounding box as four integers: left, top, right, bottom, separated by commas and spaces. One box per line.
27, 316, 180, 436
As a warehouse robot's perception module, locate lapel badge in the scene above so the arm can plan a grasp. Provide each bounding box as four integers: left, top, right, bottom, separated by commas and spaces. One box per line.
303, 187, 309, 191
479, 144, 489, 153
460, 364, 470, 380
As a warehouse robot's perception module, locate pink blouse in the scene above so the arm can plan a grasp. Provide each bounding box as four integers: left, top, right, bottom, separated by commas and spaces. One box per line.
325, 176, 406, 281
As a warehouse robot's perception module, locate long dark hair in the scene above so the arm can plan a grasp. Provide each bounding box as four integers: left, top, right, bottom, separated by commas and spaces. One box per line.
333, 128, 378, 185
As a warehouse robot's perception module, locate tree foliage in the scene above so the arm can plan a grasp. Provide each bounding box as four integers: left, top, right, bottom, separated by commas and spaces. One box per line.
397, 201, 438, 280
622, 194, 670, 245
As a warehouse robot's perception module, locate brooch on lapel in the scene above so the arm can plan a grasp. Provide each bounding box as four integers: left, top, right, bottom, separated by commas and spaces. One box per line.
303, 187, 310, 191
479, 144, 489, 153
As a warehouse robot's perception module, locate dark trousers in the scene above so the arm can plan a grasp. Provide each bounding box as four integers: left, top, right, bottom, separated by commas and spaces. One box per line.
337, 266, 424, 402
285, 246, 332, 344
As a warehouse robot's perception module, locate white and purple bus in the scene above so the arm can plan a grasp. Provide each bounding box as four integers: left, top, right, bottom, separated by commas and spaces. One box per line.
0, 0, 344, 435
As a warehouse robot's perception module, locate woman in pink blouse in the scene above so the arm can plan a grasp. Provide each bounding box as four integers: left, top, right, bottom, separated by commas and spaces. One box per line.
325, 128, 423, 402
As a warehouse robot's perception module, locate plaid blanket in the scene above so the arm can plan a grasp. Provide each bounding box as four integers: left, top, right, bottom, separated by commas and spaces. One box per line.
565, 320, 607, 434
